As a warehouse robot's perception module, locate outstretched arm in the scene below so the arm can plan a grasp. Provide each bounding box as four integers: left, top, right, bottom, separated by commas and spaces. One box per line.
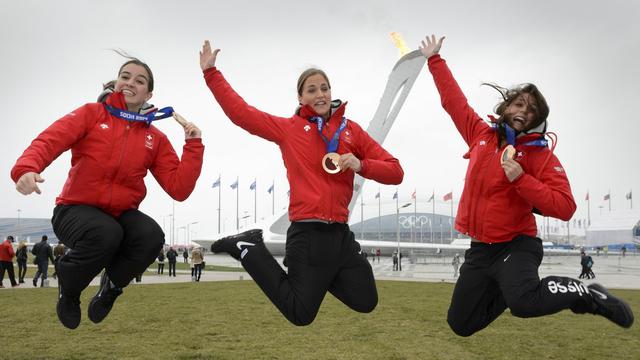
421, 34, 487, 146
200, 39, 286, 144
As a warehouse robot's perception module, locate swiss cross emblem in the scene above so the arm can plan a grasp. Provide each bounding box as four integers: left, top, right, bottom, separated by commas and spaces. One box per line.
100, 123, 109, 129
145, 133, 154, 149
304, 125, 311, 132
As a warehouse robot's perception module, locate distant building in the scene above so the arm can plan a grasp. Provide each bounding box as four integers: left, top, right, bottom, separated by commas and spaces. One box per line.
0, 218, 58, 243
585, 209, 640, 247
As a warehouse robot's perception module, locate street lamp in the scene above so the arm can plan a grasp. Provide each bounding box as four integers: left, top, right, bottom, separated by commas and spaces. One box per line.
177, 226, 186, 245
16, 209, 21, 242
187, 221, 199, 245
396, 202, 411, 271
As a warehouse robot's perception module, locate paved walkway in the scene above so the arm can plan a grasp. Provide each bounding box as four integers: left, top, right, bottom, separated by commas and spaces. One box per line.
3, 254, 639, 290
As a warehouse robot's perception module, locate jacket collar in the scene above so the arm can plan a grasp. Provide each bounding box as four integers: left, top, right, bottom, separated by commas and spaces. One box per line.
297, 99, 347, 122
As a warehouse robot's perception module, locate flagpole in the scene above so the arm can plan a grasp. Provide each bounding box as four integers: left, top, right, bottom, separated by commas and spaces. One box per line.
254, 179, 257, 223
218, 174, 221, 234
360, 195, 364, 240
377, 187, 381, 242
413, 190, 417, 243
272, 180, 275, 216
450, 191, 454, 243
587, 190, 591, 227
395, 188, 401, 272
431, 189, 434, 243
608, 189, 611, 212
236, 177, 239, 231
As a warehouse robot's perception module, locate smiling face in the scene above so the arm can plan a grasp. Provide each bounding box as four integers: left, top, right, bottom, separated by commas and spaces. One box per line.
503, 93, 539, 132
298, 72, 332, 118
114, 63, 153, 112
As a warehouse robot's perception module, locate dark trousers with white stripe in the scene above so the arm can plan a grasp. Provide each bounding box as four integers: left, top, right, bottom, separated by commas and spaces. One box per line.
241, 222, 377, 326
447, 234, 594, 337
51, 205, 164, 297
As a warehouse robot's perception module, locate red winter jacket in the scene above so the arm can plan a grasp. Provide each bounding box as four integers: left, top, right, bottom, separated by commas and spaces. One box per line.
427, 55, 576, 244
204, 68, 403, 223
0, 240, 15, 261
11, 92, 204, 217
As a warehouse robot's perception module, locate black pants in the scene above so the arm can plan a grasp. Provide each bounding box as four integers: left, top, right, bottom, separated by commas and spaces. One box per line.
0, 261, 18, 286
17, 259, 27, 282
168, 261, 176, 276
51, 205, 164, 297
157, 263, 164, 274
448, 235, 594, 337
33, 261, 50, 286
241, 222, 377, 326
193, 263, 202, 281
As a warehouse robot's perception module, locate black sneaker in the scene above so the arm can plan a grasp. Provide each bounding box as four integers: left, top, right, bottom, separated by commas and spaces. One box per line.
588, 283, 634, 328
88, 272, 123, 324
211, 229, 263, 260
56, 283, 81, 329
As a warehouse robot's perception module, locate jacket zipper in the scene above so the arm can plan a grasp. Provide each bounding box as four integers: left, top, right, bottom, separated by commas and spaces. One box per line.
108, 123, 132, 209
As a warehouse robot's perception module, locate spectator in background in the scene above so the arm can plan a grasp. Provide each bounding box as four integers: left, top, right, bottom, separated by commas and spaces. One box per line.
621, 246, 627, 258
183, 248, 189, 264
376, 248, 381, 263
166, 247, 178, 277
52, 243, 66, 279
32, 235, 55, 287
0, 235, 19, 288
452, 253, 461, 278
16, 240, 28, 284
157, 248, 165, 275
191, 246, 204, 282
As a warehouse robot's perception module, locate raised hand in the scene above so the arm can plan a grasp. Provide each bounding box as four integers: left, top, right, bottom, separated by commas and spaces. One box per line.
16, 172, 45, 195
200, 40, 220, 71
338, 153, 362, 173
419, 34, 445, 59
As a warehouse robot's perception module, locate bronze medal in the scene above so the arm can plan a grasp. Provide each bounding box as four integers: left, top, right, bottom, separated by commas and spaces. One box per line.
322, 152, 341, 174
501, 145, 516, 164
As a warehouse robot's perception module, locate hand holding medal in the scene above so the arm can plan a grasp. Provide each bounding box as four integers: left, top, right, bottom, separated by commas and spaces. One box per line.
173, 112, 202, 139
500, 145, 523, 182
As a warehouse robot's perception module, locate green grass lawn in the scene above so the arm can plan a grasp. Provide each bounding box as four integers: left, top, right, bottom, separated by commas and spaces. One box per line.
1, 281, 638, 360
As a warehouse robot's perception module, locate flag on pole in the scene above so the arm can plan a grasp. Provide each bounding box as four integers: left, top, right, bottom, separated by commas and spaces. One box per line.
230, 179, 238, 189
585, 192, 589, 201
427, 193, 434, 202
604, 193, 610, 201
392, 190, 398, 200
375, 192, 380, 199
411, 190, 416, 200
267, 183, 274, 194
626, 191, 633, 200
250, 179, 256, 190
443, 192, 452, 201
212, 177, 220, 188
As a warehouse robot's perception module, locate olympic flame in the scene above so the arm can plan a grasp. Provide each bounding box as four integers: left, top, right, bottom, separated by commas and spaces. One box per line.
390, 31, 410, 57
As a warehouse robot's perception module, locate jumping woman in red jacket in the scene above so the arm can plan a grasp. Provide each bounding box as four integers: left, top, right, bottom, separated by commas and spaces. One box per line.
420, 34, 633, 336
11, 57, 204, 329
200, 40, 403, 326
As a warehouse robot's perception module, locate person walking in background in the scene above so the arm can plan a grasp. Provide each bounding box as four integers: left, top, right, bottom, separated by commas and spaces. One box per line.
191, 246, 204, 282
52, 243, 65, 279
32, 235, 54, 288
157, 248, 165, 275
452, 253, 461, 278
376, 248, 381, 263
15, 240, 28, 284
0, 235, 19, 288
166, 247, 178, 277
421, 34, 633, 335
183, 248, 189, 264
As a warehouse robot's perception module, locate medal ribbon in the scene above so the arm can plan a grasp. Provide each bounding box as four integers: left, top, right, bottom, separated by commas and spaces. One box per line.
493, 122, 547, 147
105, 105, 175, 127
309, 116, 348, 153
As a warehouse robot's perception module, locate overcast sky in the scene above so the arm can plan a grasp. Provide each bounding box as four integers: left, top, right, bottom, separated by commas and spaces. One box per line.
2, 1, 638, 239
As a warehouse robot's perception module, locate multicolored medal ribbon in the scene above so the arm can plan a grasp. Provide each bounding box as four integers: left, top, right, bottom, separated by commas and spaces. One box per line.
105, 105, 175, 127
309, 116, 348, 174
